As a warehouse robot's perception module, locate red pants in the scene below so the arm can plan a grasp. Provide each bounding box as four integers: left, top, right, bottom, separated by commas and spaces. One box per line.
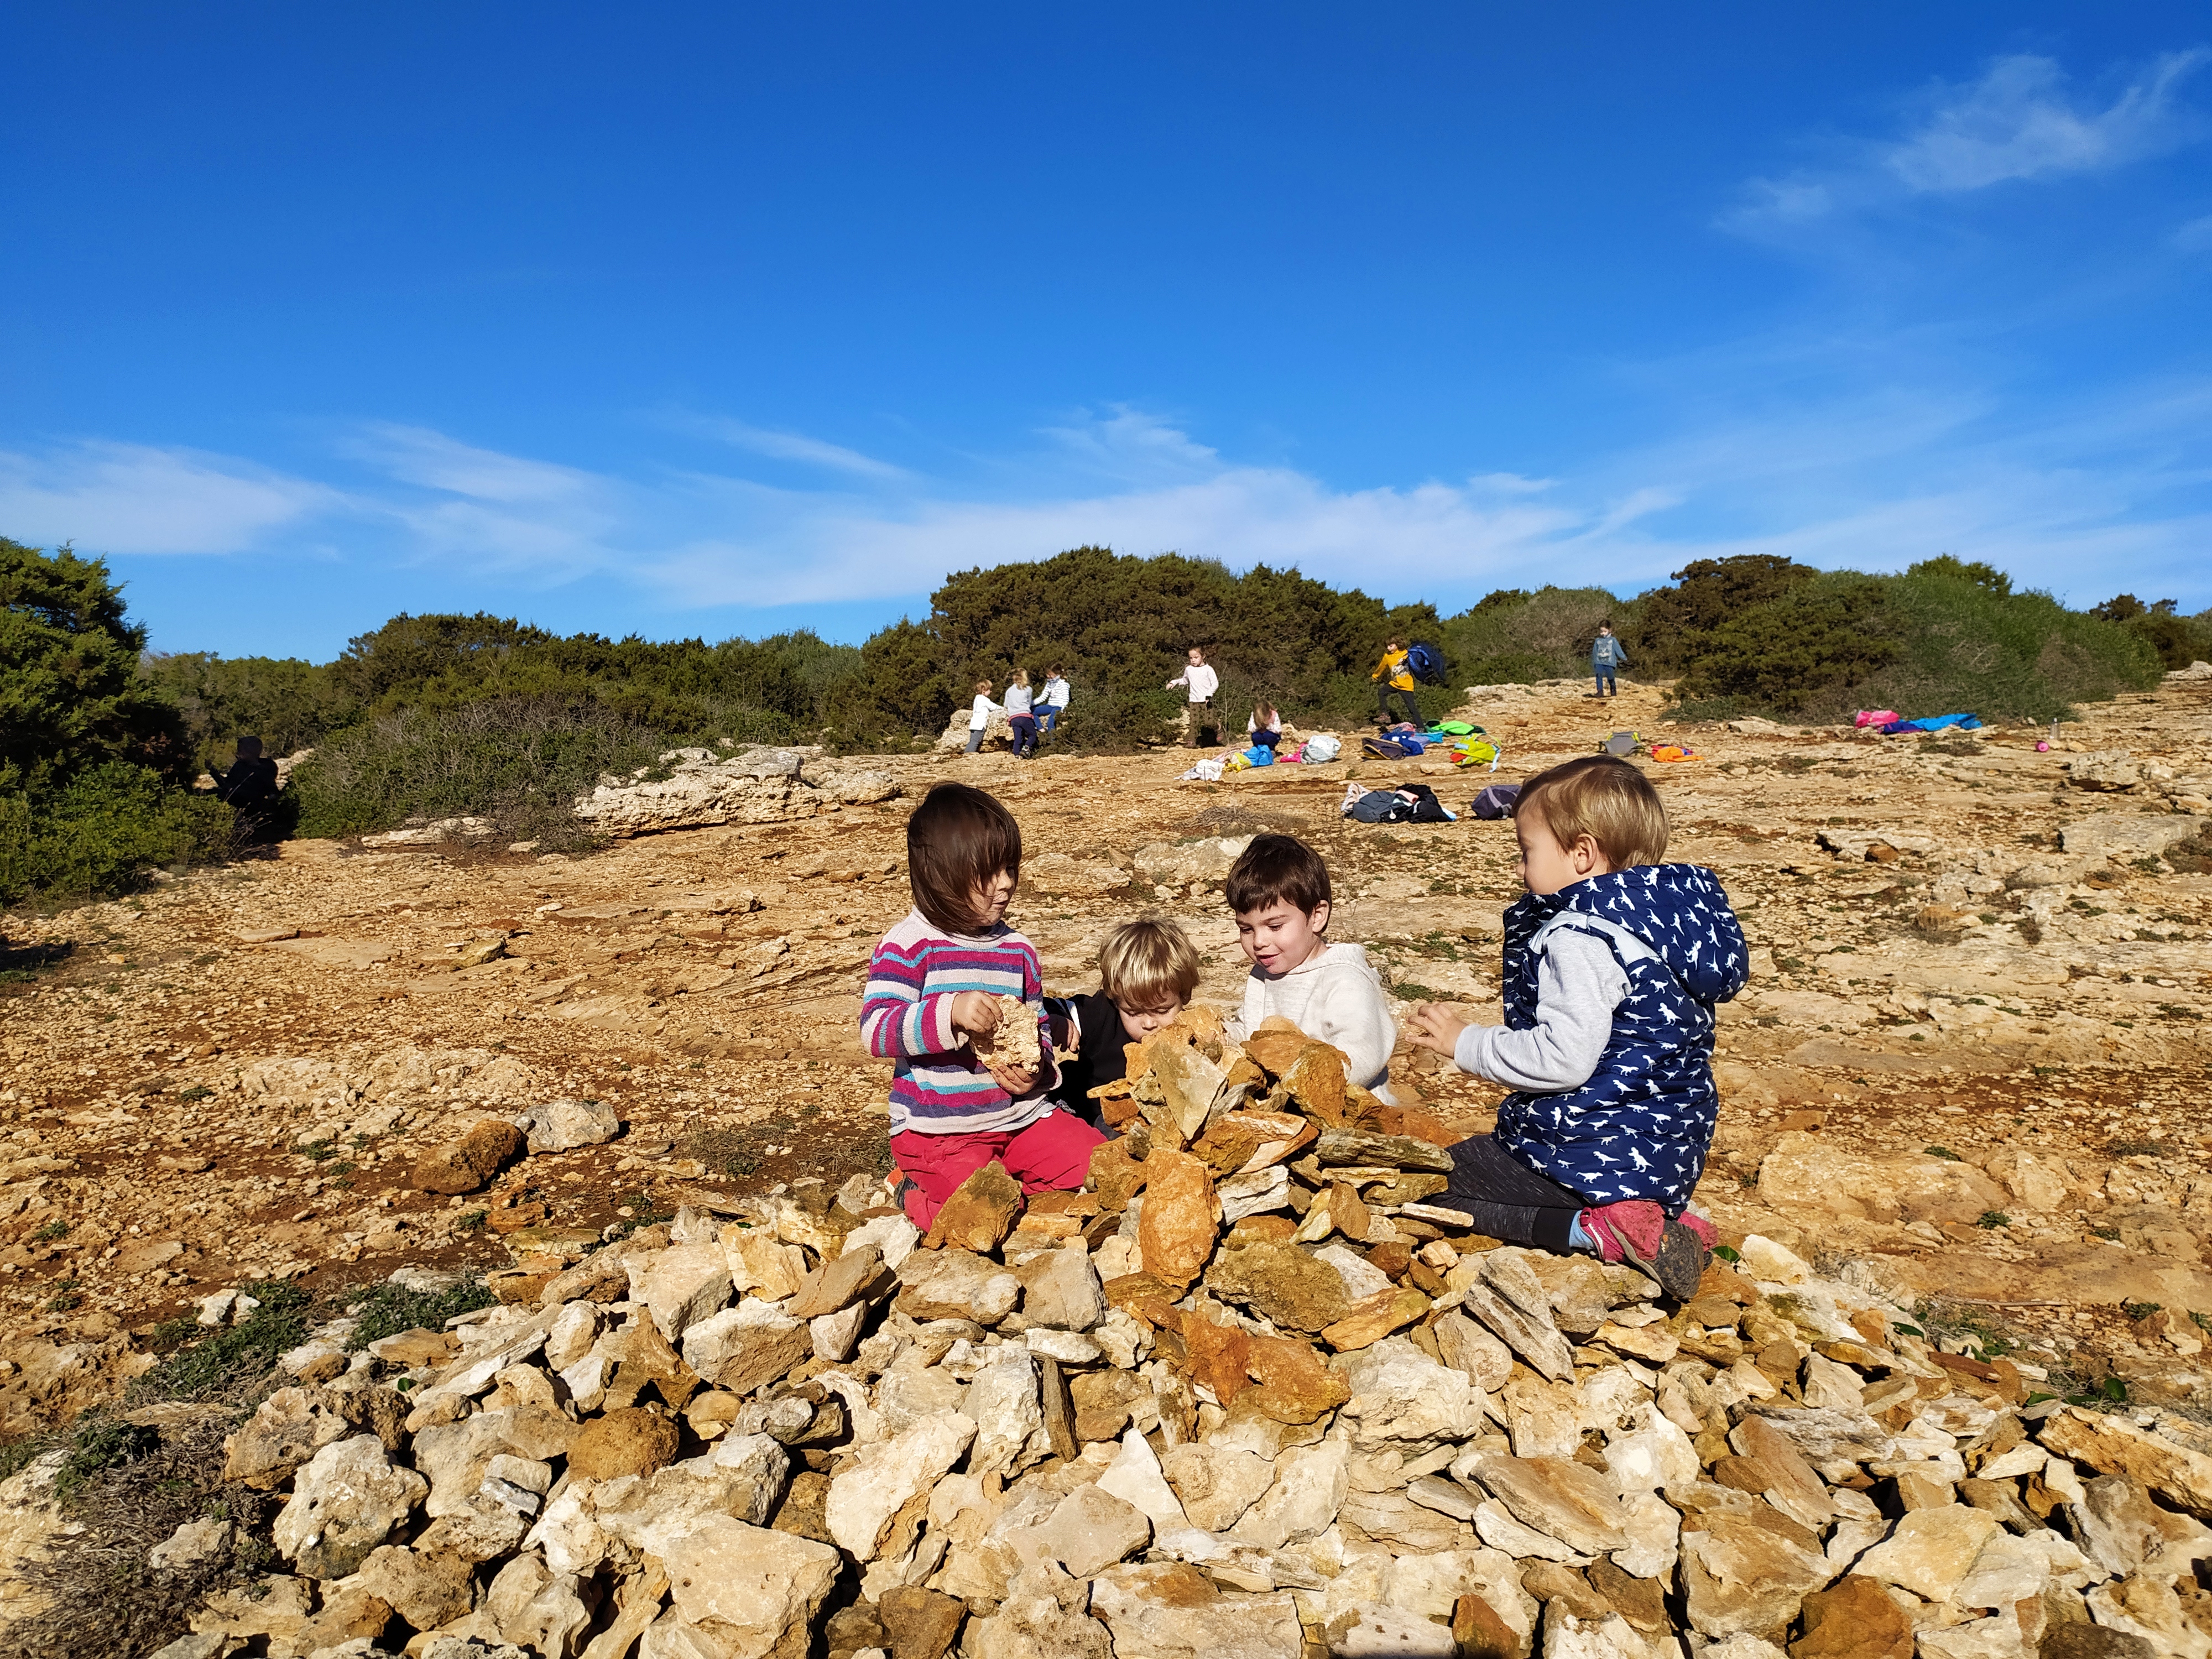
890, 1109, 1106, 1231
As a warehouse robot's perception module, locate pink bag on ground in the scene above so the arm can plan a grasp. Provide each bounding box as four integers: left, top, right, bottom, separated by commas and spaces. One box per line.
1855, 709, 1901, 728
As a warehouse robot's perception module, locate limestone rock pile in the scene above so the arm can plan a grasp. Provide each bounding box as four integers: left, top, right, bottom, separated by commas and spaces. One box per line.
572, 747, 902, 837
165, 1015, 2212, 1658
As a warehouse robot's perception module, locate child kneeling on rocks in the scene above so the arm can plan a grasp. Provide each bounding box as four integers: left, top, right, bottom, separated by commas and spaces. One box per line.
1406, 756, 1747, 1298
862, 782, 1103, 1229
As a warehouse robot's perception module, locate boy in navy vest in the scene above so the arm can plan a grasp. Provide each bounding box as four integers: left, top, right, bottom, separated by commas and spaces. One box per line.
1406, 756, 1747, 1298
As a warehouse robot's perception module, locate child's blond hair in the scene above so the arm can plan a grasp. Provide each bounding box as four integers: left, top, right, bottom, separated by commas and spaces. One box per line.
1098, 915, 1201, 1008
1518, 756, 1668, 869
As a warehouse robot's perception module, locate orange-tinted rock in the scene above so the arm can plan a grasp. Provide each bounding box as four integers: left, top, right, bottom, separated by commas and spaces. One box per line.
1324, 1183, 1372, 1243
1321, 1287, 1431, 1352
1183, 1313, 1255, 1407
1370, 1103, 1457, 1147
1453, 1593, 1519, 1659
1089, 1139, 1150, 1212
1228, 1214, 1298, 1244
1138, 1150, 1220, 1291
1281, 1045, 1350, 1125
410, 1118, 524, 1195
925, 1160, 1022, 1252
1790, 1574, 1912, 1659
1205, 1241, 1352, 1333
566, 1407, 680, 1480
1244, 1335, 1349, 1423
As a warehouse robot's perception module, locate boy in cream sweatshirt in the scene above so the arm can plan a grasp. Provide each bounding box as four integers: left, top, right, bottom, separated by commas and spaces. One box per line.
1222, 834, 1399, 1103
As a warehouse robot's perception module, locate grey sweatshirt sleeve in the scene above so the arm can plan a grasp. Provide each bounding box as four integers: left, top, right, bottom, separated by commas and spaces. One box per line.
1452, 929, 1626, 1092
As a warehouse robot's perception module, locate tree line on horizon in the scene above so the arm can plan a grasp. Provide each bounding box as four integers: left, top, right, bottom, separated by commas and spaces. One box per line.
3, 534, 2201, 904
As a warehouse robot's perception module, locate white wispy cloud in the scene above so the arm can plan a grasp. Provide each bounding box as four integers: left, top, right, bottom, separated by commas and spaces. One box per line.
0, 440, 340, 555
672, 414, 911, 481
1730, 49, 2209, 230
6, 383, 2209, 618
1886, 51, 2207, 193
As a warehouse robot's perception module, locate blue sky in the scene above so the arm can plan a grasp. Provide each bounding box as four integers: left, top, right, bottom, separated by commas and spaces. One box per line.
4, 5, 2209, 659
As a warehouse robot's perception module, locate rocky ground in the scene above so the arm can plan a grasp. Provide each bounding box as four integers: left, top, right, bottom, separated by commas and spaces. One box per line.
0, 667, 2208, 1656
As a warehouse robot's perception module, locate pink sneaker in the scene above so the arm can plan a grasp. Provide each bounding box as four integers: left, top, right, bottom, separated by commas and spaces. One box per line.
1580, 1199, 1707, 1302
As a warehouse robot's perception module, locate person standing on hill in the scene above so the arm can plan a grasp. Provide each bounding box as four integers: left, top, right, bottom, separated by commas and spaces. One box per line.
1166, 646, 1218, 748
216, 735, 281, 843
1039, 665, 1071, 734
963, 680, 1001, 753
1591, 623, 1628, 698
1004, 670, 1039, 759
1371, 638, 1422, 728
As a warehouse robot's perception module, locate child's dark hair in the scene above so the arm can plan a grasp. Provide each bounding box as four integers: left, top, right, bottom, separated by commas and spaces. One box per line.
1225, 833, 1331, 917
907, 782, 1021, 933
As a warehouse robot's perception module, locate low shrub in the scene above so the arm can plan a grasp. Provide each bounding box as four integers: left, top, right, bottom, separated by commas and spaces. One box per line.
289, 695, 670, 849
0, 763, 236, 906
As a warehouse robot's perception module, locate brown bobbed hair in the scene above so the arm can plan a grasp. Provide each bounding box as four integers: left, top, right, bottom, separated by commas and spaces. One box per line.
1517, 755, 1668, 869
1225, 833, 1332, 918
907, 782, 1022, 934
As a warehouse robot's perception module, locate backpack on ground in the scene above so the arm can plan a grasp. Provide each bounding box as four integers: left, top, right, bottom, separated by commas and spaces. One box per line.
1405, 641, 1447, 685
1397, 781, 1453, 822
1362, 737, 1415, 760
1473, 783, 1520, 820
1302, 733, 1342, 762
1600, 731, 1640, 758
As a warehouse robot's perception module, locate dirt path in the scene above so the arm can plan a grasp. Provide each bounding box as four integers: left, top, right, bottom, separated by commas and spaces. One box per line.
1, 674, 2206, 1430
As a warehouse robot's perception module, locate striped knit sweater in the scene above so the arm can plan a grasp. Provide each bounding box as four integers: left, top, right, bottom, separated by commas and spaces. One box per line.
861, 907, 1057, 1137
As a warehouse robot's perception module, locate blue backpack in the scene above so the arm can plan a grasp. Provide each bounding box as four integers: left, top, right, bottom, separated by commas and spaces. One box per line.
1405, 641, 1446, 685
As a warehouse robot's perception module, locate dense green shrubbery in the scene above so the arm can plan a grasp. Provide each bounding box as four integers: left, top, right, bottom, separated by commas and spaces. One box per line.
1, 539, 234, 905
823, 547, 1444, 747
10, 529, 2194, 899
1665, 563, 2162, 722
2089, 593, 2212, 671
1436, 585, 1623, 684
290, 696, 671, 849
0, 762, 236, 903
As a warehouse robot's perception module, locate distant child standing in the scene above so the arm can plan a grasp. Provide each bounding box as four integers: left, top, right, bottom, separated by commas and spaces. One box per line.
1166, 646, 1219, 748
964, 680, 1001, 754
1005, 670, 1039, 759
1047, 916, 1203, 1129
1246, 700, 1284, 753
1590, 623, 1628, 698
1406, 757, 1747, 1298
862, 783, 1103, 1229
1223, 834, 1399, 1102
1039, 665, 1072, 734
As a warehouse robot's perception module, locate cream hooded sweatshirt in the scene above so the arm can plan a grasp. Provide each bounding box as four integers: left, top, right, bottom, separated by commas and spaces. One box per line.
1227, 941, 1399, 1102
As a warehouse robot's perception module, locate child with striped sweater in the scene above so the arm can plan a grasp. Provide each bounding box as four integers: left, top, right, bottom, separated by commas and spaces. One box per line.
862, 782, 1104, 1229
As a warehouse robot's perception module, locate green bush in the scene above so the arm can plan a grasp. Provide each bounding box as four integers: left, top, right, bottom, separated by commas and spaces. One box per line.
1, 539, 190, 796
0, 762, 234, 906
142, 650, 362, 777
1667, 568, 2161, 724
2090, 594, 2211, 671
1673, 576, 1902, 716
290, 695, 671, 848
1627, 555, 1816, 673
1437, 586, 1625, 684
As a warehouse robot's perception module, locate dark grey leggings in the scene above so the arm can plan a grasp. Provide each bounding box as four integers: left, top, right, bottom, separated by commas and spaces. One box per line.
1436, 1134, 1584, 1251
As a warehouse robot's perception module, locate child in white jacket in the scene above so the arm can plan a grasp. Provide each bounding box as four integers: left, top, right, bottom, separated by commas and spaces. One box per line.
1222, 833, 1398, 1102
964, 680, 1001, 754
